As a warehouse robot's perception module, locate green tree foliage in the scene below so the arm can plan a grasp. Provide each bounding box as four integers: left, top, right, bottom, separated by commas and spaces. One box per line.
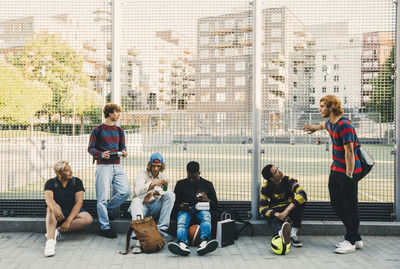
9, 32, 101, 121
0, 62, 52, 124
368, 46, 394, 123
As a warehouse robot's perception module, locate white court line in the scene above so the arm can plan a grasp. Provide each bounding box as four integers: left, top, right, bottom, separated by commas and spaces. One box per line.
358, 190, 385, 203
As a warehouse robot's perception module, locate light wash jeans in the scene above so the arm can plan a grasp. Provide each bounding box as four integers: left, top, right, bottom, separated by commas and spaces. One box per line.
128, 191, 175, 232
96, 164, 131, 230
176, 209, 212, 244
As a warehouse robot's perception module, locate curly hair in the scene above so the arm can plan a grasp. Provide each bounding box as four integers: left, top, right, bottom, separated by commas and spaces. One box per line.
146, 161, 166, 172
320, 95, 344, 116
103, 103, 122, 118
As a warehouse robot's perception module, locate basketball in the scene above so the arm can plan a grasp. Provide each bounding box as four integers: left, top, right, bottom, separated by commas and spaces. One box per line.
187, 224, 201, 246
271, 235, 291, 255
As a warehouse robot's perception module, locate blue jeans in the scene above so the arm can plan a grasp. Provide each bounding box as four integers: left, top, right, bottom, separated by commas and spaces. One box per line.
176, 209, 212, 244
95, 164, 131, 230
128, 191, 175, 232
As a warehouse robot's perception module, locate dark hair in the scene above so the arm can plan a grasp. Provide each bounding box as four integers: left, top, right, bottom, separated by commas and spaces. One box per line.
187, 161, 200, 174
103, 103, 122, 118
261, 164, 274, 180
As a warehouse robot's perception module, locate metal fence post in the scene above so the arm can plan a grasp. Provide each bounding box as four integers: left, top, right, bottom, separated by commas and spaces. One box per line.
251, 0, 262, 220
395, 0, 400, 221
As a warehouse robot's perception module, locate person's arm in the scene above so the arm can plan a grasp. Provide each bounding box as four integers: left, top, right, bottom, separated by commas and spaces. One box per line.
58, 191, 84, 232
259, 181, 275, 218
44, 190, 65, 222
173, 181, 191, 211
279, 178, 307, 221
344, 142, 355, 178
304, 121, 325, 134
119, 128, 128, 158
134, 170, 152, 196
204, 182, 218, 211
88, 128, 110, 160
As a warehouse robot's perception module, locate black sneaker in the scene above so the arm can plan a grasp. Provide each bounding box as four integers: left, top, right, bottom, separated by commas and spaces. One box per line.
99, 228, 117, 238
168, 241, 190, 256
291, 236, 303, 247
196, 238, 219, 256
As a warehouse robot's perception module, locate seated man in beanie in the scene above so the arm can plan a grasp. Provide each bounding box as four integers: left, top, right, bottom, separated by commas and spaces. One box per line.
128, 152, 175, 254
44, 160, 93, 257
259, 164, 307, 247
168, 161, 219, 256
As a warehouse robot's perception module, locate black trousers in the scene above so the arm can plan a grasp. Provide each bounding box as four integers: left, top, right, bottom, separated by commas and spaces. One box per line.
268, 203, 305, 237
328, 171, 361, 244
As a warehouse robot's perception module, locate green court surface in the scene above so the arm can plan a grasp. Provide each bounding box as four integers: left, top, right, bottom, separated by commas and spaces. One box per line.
1, 143, 394, 203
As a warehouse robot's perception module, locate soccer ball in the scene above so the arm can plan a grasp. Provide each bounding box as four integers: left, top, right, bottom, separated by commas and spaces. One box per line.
271, 235, 291, 255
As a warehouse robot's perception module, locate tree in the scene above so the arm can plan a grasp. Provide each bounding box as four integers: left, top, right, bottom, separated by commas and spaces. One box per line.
9, 32, 101, 122
368, 46, 394, 123
0, 61, 52, 124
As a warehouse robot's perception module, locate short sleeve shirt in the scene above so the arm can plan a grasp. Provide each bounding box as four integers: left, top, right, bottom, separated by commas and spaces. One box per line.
325, 117, 362, 174
44, 177, 85, 210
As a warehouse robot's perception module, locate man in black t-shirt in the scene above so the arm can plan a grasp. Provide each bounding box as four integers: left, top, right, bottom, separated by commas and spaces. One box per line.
43, 160, 93, 257
167, 161, 219, 256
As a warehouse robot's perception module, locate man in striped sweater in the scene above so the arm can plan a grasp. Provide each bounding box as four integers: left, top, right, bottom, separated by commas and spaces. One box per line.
88, 103, 131, 238
259, 164, 307, 248
304, 95, 363, 254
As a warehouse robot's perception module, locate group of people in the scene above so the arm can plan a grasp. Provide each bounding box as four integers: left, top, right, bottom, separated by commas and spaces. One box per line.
43, 94, 363, 257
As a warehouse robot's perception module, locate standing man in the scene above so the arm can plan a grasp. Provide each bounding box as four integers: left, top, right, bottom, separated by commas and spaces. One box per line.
44, 160, 93, 257
304, 95, 363, 254
259, 164, 307, 248
88, 103, 131, 238
128, 152, 175, 254
168, 161, 219, 256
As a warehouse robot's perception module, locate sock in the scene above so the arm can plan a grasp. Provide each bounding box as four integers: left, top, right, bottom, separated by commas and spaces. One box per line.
291, 227, 298, 238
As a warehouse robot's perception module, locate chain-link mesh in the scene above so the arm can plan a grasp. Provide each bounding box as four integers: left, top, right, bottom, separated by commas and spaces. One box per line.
0, 1, 396, 208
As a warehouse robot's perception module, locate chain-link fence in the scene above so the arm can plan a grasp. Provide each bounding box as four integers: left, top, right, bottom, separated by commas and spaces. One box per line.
0, 1, 396, 212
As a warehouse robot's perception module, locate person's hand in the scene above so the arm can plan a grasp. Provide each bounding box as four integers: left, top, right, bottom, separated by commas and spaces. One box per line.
52, 205, 65, 222
149, 179, 168, 190
304, 124, 318, 134
278, 211, 289, 221
102, 150, 110, 159
143, 192, 156, 205
122, 150, 128, 158
58, 220, 71, 233
198, 192, 209, 202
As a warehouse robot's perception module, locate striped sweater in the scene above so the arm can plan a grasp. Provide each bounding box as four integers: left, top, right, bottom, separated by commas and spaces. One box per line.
87, 124, 126, 165
259, 176, 307, 218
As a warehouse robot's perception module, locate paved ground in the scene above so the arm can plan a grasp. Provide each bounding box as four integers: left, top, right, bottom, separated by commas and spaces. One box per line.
0, 233, 399, 269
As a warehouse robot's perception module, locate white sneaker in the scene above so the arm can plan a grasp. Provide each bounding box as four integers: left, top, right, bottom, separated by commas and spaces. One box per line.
278, 222, 291, 245
335, 240, 363, 249
44, 239, 56, 257
132, 240, 142, 254
335, 240, 356, 254
45, 229, 61, 242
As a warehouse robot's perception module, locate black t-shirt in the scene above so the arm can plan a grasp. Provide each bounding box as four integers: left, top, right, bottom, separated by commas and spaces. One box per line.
44, 177, 85, 210
173, 177, 218, 211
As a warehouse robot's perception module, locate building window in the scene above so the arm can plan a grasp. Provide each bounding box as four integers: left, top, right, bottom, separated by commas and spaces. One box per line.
201, 65, 210, 73
334, 64, 339, 70
200, 50, 209, 58
216, 78, 226, 88
334, 75, 339, 82
293, 67, 297, 74
271, 42, 281, 53
244, 46, 252, 55
215, 49, 223, 58
271, 13, 282, 23
293, 81, 297, 88
201, 92, 210, 102
293, 96, 297, 102
271, 28, 282, 38
322, 87, 326, 93
235, 92, 246, 101
216, 63, 226, 73
309, 97, 315, 104
235, 77, 246, 86
200, 36, 209, 46
200, 23, 209, 32
225, 19, 235, 29
235, 62, 246, 71
201, 79, 210, 88
322, 55, 327, 61
344, 96, 348, 104
216, 92, 226, 102
334, 86, 339, 92
245, 17, 252, 27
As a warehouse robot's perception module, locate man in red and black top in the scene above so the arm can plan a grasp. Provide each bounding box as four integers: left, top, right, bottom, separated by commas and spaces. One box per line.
304, 95, 363, 254
88, 103, 131, 238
